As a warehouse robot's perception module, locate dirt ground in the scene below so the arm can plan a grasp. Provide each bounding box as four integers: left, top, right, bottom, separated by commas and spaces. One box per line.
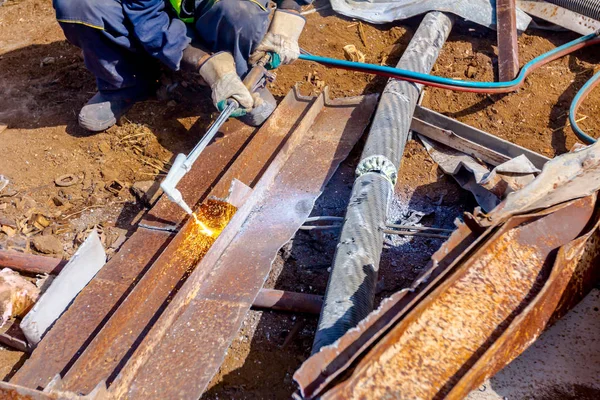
0, 0, 599, 397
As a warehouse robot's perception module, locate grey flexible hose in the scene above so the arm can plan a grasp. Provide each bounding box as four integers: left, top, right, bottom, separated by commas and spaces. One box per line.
546, 0, 600, 20
312, 11, 454, 354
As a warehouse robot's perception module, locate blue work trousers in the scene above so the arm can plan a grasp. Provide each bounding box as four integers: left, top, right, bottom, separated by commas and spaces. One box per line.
53, 0, 271, 93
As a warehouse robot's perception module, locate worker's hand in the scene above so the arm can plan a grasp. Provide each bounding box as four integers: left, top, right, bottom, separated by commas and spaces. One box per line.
199, 52, 254, 117
250, 10, 306, 69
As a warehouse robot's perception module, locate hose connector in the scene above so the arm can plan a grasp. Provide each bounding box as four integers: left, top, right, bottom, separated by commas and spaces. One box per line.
355, 155, 398, 186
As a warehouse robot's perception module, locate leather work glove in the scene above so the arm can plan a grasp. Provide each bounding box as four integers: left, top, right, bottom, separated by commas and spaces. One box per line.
250, 10, 306, 69
198, 52, 255, 117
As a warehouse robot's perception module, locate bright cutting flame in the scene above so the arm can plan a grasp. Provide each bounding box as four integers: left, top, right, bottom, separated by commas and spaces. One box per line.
192, 213, 214, 237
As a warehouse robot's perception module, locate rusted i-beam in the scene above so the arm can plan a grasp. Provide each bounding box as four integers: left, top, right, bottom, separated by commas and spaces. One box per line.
296, 193, 600, 399
34, 91, 311, 393
105, 91, 378, 400
12, 119, 258, 389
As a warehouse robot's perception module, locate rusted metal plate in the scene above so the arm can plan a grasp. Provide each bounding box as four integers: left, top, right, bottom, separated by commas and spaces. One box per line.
107, 91, 378, 400
13, 116, 258, 390
497, 0, 519, 81
446, 196, 600, 399
58, 90, 313, 394
316, 196, 595, 400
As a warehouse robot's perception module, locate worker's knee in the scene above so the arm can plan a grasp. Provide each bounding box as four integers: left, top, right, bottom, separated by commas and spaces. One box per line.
53, 0, 118, 30
196, 0, 271, 55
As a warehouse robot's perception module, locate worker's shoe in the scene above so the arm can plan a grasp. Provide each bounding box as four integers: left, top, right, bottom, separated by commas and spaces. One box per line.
78, 87, 151, 132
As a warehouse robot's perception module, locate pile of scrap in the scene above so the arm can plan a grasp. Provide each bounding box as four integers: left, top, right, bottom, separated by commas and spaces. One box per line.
0, 1, 599, 399
294, 141, 600, 399
0, 87, 379, 399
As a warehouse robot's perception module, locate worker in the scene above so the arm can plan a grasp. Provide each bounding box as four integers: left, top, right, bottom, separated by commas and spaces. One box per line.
52, 0, 311, 132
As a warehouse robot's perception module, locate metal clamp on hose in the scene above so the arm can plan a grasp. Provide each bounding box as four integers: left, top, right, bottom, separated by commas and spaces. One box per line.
355, 155, 398, 186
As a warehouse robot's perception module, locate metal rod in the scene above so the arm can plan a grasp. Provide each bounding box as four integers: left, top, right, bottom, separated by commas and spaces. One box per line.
312, 12, 454, 354
299, 224, 452, 237
0, 250, 66, 275
183, 101, 237, 171
253, 289, 323, 315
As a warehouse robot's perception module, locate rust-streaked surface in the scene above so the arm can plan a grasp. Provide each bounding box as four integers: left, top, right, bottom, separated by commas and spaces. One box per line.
295, 220, 483, 398
446, 196, 600, 399
11, 228, 173, 389
316, 196, 595, 400
60, 201, 235, 393
55, 89, 312, 394
12, 118, 257, 390
108, 91, 378, 400
496, 0, 519, 81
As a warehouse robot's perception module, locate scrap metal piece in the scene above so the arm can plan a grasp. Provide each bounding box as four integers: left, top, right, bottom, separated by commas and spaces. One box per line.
21, 230, 106, 346
56, 89, 315, 394
0, 250, 67, 275
314, 196, 596, 400
107, 91, 378, 400
518, 0, 600, 34
12, 120, 258, 390
328, 0, 532, 30
413, 105, 550, 169
488, 139, 600, 222
253, 289, 323, 315
420, 136, 539, 212
497, 0, 520, 81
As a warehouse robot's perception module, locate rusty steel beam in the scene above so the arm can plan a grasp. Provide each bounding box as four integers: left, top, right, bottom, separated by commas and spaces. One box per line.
12, 119, 258, 389
253, 289, 323, 315
298, 195, 597, 400
56, 89, 315, 394
496, 0, 520, 81
295, 219, 486, 398
105, 91, 378, 400
0, 250, 66, 275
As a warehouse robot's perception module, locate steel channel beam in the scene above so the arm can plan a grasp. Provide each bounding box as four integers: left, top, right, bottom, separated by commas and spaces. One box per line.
12, 120, 258, 389
54, 90, 314, 394
413, 105, 551, 169
312, 11, 454, 354
106, 91, 378, 400
319, 196, 596, 399
497, 0, 520, 81
295, 219, 486, 398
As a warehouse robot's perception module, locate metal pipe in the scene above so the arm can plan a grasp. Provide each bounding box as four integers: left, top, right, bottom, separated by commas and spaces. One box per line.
252, 289, 323, 315
546, 0, 600, 21
0, 250, 66, 275
312, 12, 454, 354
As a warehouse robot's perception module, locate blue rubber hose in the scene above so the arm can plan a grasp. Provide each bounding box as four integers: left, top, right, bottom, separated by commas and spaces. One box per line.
298, 31, 599, 92
298, 31, 600, 142
570, 70, 600, 144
